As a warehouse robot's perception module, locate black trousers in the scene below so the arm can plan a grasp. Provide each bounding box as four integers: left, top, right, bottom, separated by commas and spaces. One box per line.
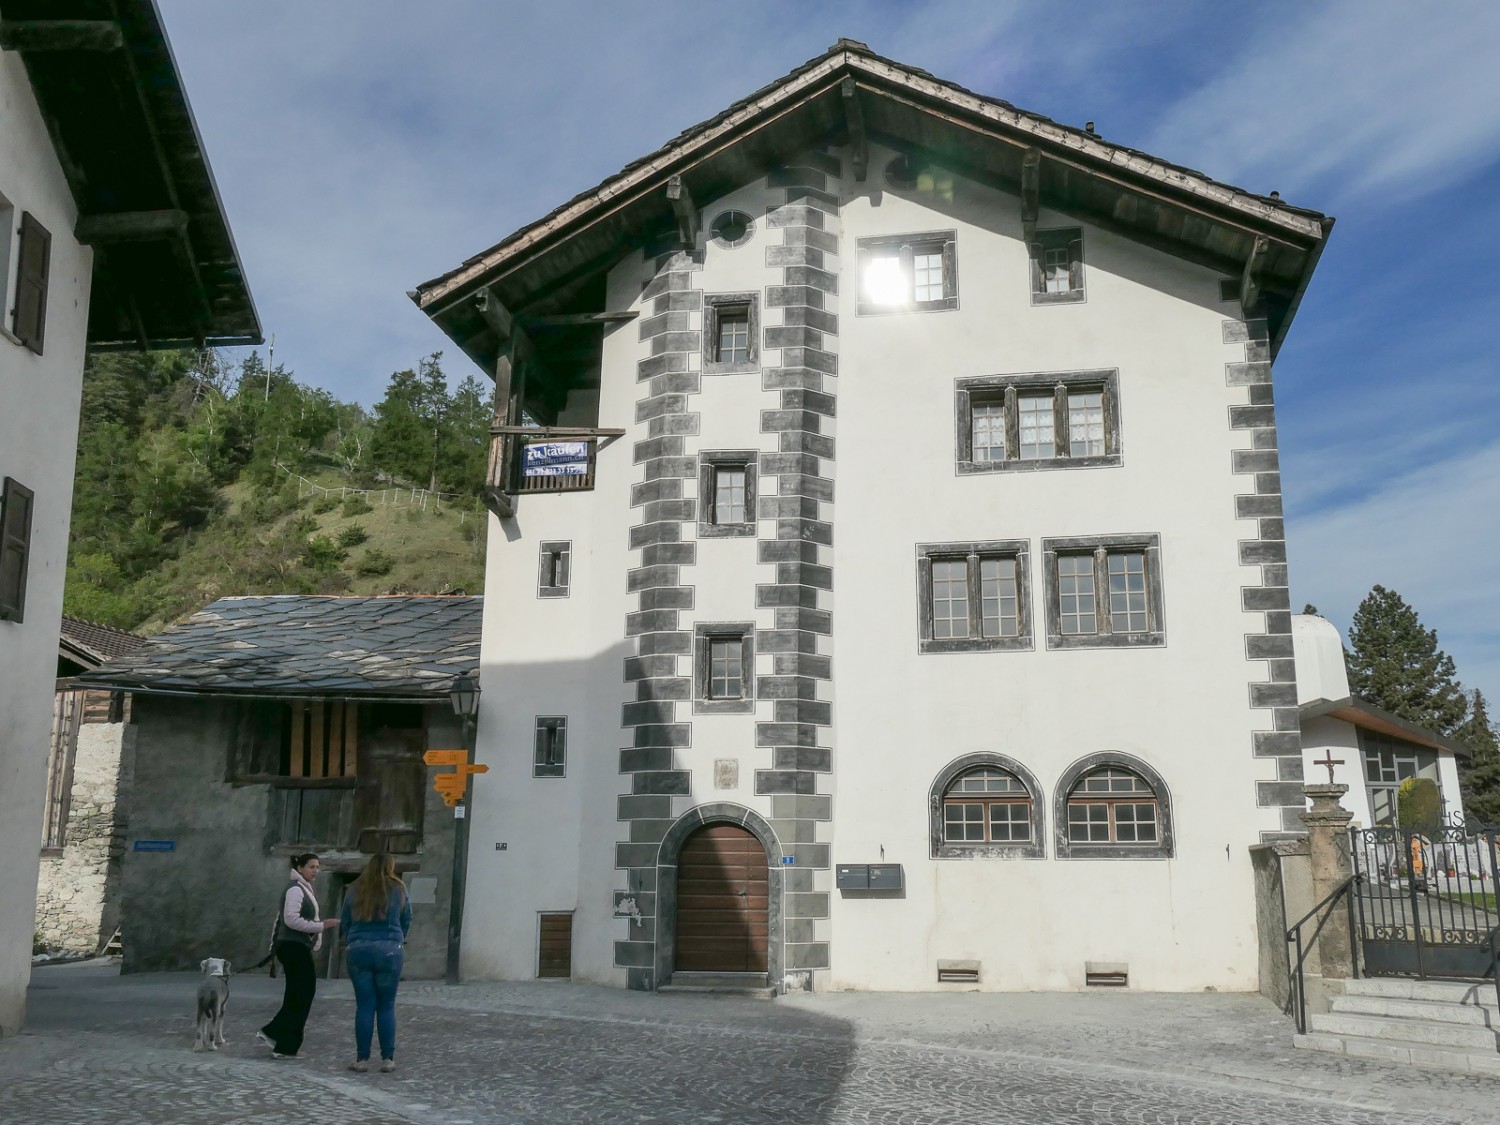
261, 941, 316, 1055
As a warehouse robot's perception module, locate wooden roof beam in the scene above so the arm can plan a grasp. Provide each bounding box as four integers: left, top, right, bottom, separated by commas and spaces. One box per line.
521, 311, 639, 328
473, 286, 515, 342
0, 21, 123, 52
75, 210, 189, 244
842, 78, 868, 182
1020, 148, 1041, 243
1240, 235, 1270, 312
665, 175, 697, 248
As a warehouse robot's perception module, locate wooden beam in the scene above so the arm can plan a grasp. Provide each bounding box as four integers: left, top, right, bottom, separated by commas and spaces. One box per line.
665, 174, 697, 248
1240, 235, 1270, 312
473, 286, 515, 342
1020, 148, 1041, 243
842, 78, 868, 182
75, 210, 189, 245
520, 311, 639, 328
0, 21, 123, 52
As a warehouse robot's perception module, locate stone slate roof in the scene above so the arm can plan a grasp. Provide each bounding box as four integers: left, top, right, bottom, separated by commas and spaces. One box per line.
59, 615, 147, 668
75, 596, 482, 699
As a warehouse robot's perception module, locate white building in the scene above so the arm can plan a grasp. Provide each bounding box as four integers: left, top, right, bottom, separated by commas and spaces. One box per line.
1293, 613, 1470, 829
412, 41, 1334, 994
0, 3, 258, 1035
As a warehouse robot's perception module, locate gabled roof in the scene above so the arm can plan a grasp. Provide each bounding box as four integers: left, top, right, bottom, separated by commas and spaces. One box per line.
58, 614, 145, 670
74, 596, 482, 700
1301, 696, 1472, 761
1, 0, 261, 349
413, 39, 1332, 372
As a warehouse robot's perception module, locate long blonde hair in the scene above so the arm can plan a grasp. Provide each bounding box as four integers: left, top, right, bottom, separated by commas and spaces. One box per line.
349, 853, 405, 922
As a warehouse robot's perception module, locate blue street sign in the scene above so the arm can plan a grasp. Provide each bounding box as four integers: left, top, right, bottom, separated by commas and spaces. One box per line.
133, 840, 175, 852
780, 855, 795, 865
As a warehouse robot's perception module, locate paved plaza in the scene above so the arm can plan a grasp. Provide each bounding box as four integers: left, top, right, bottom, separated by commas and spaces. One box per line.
2, 960, 1497, 1124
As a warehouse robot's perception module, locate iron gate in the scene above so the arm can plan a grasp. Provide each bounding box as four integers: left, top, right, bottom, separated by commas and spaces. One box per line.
1351, 821, 1500, 980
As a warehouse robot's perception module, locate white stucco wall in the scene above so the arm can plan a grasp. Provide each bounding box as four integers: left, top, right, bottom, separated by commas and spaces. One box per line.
0, 52, 92, 1036
467, 141, 1293, 994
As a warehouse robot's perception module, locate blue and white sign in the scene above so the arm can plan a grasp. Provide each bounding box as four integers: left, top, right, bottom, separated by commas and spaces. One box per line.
133, 840, 175, 852
780, 855, 795, 865
523, 441, 589, 477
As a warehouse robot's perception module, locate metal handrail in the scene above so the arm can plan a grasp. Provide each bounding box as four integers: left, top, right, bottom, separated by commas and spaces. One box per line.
1285, 873, 1361, 1034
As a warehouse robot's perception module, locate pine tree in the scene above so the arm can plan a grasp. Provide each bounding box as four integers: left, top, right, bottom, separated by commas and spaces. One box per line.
1345, 585, 1468, 734
1456, 690, 1500, 826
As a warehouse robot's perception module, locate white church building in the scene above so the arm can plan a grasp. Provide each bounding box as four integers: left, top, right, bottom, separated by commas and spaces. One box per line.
412, 41, 1337, 994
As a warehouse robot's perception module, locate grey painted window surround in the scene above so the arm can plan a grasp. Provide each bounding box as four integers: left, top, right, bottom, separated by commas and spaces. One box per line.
929, 753, 1046, 859
915, 540, 1033, 653
1053, 753, 1174, 859
702, 292, 759, 374
1029, 227, 1085, 305
955, 369, 1122, 474
1040, 533, 1165, 649
693, 622, 755, 714
534, 716, 567, 778
856, 230, 958, 315
537, 540, 571, 598
697, 450, 758, 538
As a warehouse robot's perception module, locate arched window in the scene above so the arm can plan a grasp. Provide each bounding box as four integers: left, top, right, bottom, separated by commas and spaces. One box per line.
929, 754, 1044, 858
1054, 755, 1173, 858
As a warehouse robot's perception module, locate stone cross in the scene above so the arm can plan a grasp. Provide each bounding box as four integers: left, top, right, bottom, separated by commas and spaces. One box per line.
1312, 752, 1344, 785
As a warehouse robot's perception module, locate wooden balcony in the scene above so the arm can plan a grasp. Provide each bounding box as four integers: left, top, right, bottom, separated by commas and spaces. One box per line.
485, 426, 622, 518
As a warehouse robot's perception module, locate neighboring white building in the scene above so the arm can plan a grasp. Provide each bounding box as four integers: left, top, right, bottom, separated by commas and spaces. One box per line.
412, 41, 1334, 994
1293, 613, 1470, 829
0, 4, 258, 1035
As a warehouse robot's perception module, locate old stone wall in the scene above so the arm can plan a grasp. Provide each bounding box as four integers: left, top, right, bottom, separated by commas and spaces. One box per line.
34, 720, 128, 953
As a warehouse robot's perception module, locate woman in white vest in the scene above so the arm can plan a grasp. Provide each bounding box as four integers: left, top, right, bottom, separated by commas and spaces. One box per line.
257, 852, 339, 1058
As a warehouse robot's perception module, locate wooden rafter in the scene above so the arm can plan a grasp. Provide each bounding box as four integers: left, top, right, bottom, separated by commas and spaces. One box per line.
520, 311, 639, 328
0, 21, 123, 52
665, 174, 697, 248
842, 78, 867, 182
1240, 235, 1270, 312
75, 210, 189, 244
1020, 148, 1041, 243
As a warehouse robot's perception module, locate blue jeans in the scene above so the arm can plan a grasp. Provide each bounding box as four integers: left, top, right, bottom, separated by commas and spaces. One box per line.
346, 940, 403, 1061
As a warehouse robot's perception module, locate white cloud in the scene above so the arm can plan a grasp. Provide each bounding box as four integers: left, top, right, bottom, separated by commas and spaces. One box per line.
1288, 440, 1500, 706
1148, 0, 1500, 205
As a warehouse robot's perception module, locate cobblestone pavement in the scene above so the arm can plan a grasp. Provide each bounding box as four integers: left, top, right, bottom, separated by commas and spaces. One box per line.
2, 960, 1497, 1124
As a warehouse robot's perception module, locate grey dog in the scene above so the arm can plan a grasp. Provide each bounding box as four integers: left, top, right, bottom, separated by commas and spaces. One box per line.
193, 957, 231, 1051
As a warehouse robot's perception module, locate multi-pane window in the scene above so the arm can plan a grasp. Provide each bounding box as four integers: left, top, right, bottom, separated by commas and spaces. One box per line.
971, 402, 1006, 462
1066, 768, 1159, 844
942, 767, 1032, 844
708, 637, 744, 699
1360, 730, 1439, 826
714, 467, 747, 526
917, 542, 1030, 653
534, 717, 567, 778
695, 623, 755, 713
1107, 552, 1148, 633
538, 541, 571, 597
717, 310, 750, 364
1017, 394, 1055, 460
1043, 246, 1071, 294
1068, 391, 1104, 457
1057, 556, 1096, 635
1030, 228, 1084, 305
857, 231, 957, 313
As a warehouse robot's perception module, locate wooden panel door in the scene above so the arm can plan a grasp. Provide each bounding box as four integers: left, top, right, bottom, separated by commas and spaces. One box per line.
538, 912, 573, 978
675, 825, 769, 973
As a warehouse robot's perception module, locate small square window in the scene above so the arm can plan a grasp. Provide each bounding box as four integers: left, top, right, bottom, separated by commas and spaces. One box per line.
702, 293, 758, 373
716, 309, 750, 364
917, 541, 1032, 654
857, 231, 957, 314
694, 623, 756, 714
1043, 535, 1165, 649
698, 452, 757, 538
955, 371, 1120, 475
1030, 228, 1084, 305
538, 541, 571, 598
534, 717, 567, 778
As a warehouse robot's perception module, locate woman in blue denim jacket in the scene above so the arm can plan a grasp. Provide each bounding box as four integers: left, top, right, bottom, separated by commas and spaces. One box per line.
340, 854, 412, 1072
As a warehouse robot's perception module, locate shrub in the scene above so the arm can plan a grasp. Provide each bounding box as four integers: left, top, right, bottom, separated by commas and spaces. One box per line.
405, 506, 424, 523
337, 524, 370, 549
342, 496, 373, 517
304, 535, 348, 570
311, 494, 340, 514
1398, 777, 1442, 834
356, 549, 395, 577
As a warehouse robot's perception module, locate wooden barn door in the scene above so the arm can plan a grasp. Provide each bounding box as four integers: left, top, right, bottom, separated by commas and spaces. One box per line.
675, 824, 769, 973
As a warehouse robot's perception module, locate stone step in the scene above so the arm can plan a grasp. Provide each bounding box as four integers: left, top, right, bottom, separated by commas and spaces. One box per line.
1333, 994, 1499, 1027
1336, 977, 1500, 1009
658, 971, 775, 998
1309, 1011, 1500, 1051
1295, 1032, 1500, 1077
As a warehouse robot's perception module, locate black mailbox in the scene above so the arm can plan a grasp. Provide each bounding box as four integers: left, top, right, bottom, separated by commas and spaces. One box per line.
836, 864, 869, 890
867, 864, 904, 891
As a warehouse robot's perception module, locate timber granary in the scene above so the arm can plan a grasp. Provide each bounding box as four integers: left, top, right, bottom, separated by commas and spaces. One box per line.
411, 39, 1334, 994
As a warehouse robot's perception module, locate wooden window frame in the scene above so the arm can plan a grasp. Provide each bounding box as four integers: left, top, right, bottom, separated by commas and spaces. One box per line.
702, 292, 759, 374
697, 451, 757, 538
1041, 534, 1165, 650
693, 622, 755, 714
915, 540, 1032, 653
0, 476, 35, 622
1029, 227, 1086, 306
538, 540, 572, 599
857, 230, 958, 315
41, 688, 82, 854
955, 370, 1122, 475
534, 716, 567, 778
13, 211, 51, 353
929, 753, 1045, 859
1054, 754, 1173, 859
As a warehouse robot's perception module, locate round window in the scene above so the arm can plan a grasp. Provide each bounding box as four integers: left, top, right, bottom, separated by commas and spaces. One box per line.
883, 155, 919, 190
710, 209, 755, 249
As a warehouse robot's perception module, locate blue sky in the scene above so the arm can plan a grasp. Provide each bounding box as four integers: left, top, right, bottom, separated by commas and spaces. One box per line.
157, 0, 1500, 707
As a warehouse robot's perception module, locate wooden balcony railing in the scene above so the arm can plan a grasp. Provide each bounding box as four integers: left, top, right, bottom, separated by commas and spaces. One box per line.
485, 425, 623, 517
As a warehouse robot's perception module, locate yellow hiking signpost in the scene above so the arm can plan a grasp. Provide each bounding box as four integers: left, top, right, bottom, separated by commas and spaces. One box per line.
424, 748, 488, 807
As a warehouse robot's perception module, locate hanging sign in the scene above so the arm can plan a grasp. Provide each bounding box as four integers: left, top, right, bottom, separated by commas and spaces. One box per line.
424, 748, 489, 807
522, 441, 589, 477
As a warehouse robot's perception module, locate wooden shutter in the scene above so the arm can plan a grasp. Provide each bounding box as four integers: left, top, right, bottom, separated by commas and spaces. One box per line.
942, 239, 958, 300
1027, 243, 1044, 295
1068, 235, 1085, 293
0, 477, 35, 622
14, 212, 50, 354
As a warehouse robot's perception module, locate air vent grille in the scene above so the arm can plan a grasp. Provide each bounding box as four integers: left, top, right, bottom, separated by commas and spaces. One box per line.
1085, 961, 1128, 987
937, 959, 980, 983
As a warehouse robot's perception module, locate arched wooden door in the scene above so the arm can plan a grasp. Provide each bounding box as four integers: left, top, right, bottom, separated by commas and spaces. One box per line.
675, 824, 769, 973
